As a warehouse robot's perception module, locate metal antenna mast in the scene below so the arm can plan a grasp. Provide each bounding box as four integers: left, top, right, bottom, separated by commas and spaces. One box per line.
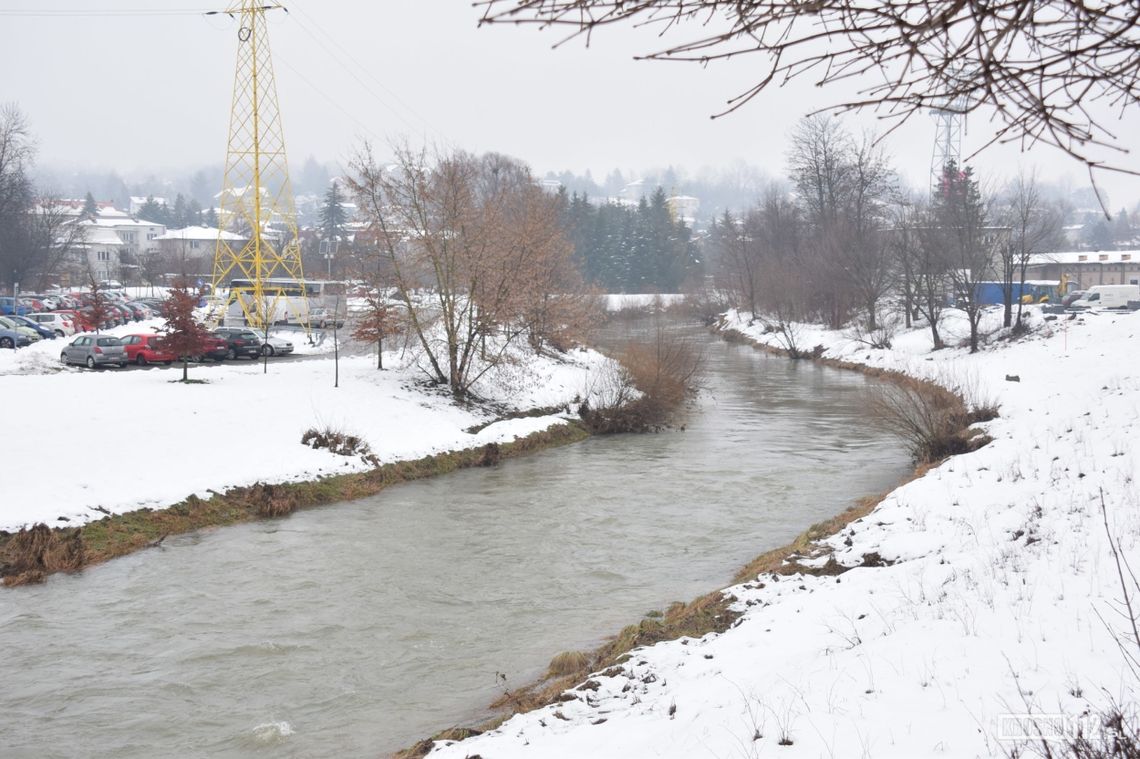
211, 1, 307, 330
930, 68, 971, 196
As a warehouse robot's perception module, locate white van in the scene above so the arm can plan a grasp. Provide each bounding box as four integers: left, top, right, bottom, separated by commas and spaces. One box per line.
1070, 284, 1140, 310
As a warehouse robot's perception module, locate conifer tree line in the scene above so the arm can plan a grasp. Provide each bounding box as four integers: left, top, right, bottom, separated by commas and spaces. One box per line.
706, 115, 1068, 355
558, 186, 701, 293
136, 193, 206, 229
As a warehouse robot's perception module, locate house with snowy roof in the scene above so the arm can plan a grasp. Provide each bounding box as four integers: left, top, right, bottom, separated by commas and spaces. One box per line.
154, 226, 249, 277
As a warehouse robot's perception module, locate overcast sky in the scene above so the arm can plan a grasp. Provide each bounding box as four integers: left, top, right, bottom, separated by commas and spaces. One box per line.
2, 0, 1139, 207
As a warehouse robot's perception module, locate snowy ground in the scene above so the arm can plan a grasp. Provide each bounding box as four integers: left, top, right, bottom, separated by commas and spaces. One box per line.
601, 293, 685, 311
0, 325, 612, 532
431, 305, 1140, 759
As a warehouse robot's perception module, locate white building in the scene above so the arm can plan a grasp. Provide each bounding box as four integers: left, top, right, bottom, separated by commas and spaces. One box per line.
72, 227, 126, 281
79, 217, 166, 262
154, 226, 249, 277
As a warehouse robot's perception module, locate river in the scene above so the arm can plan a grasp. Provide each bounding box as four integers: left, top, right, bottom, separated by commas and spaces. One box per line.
0, 320, 911, 758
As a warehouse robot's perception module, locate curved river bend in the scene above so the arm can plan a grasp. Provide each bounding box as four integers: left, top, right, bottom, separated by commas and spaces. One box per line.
0, 323, 910, 758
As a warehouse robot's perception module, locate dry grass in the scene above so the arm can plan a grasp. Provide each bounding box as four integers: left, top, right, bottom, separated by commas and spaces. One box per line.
1, 524, 87, 586
547, 650, 590, 677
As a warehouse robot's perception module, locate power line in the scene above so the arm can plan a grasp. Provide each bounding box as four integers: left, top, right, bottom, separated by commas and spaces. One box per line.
287, 0, 447, 144
0, 8, 214, 16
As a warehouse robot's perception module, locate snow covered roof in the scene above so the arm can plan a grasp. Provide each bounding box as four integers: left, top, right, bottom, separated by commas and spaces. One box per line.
76, 227, 124, 246
154, 226, 246, 242
1028, 250, 1139, 265
83, 216, 161, 228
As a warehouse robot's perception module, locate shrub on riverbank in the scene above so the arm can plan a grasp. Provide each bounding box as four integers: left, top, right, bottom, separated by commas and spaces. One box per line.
580, 325, 703, 433
870, 375, 994, 462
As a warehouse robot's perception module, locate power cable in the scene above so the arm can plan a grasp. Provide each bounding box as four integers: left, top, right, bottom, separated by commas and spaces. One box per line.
286, 0, 448, 144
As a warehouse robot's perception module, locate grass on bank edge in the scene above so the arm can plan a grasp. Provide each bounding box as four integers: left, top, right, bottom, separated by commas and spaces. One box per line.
0, 422, 589, 587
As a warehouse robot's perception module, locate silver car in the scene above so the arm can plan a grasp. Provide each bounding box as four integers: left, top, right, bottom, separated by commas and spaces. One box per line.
61, 335, 128, 368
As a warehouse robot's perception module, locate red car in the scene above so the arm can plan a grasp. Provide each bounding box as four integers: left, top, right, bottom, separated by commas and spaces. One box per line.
56, 309, 98, 333
121, 334, 176, 365
194, 334, 229, 362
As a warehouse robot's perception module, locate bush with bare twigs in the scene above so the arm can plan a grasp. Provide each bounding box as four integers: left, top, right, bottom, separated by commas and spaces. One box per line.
580, 323, 703, 433
870, 377, 994, 462
301, 426, 380, 467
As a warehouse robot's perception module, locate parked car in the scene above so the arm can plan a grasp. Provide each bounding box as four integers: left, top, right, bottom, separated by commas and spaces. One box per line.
18, 296, 45, 312
308, 307, 345, 329
126, 302, 154, 320
5, 314, 56, 340
193, 334, 229, 362
1061, 290, 1086, 307
260, 334, 294, 356
55, 309, 98, 333
121, 334, 176, 365
61, 335, 127, 368
212, 327, 265, 359
25, 311, 77, 337
0, 296, 30, 316
0, 315, 41, 343
0, 327, 31, 349
1070, 284, 1140, 310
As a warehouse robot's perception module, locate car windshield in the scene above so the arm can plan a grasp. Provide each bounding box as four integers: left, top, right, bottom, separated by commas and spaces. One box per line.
1087, 293, 1100, 301
96, 337, 121, 346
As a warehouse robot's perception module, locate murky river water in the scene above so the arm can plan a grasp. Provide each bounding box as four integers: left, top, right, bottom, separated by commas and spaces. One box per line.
0, 321, 911, 758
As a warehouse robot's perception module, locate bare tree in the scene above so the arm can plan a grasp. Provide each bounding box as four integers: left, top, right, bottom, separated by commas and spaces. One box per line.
906, 203, 951, 350
0, 104, 35, 287
1002, 171, 1063, 329
349, 143, 594, 398
787, 116, 895, 329
709, 210, 760, 319
479, 1, 1140, 208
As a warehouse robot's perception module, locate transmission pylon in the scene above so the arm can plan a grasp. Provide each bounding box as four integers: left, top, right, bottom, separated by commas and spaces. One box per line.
211, 0, 307, 330
930, 73, 970, 197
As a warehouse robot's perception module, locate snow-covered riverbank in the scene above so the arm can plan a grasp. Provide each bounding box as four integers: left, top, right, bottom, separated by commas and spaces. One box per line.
430, 306, 1140, 758
0, 325, 611, 532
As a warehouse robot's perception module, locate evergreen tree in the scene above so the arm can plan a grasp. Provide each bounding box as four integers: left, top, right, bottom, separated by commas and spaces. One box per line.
204, 207, 219, 229
319, 182, 348, 242
137, 196, 167, 225
172, 194, 190, 228
82, 192, 99, 219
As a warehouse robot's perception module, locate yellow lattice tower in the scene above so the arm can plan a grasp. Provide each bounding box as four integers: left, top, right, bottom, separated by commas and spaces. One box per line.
211, 0, 307, 330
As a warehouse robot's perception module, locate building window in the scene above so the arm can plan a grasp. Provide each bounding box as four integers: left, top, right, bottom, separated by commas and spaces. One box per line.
1078, 255, 1087, 262
191, 240, 201, 250
1099, 254, 1109, 261
1123, 254, 1132, 262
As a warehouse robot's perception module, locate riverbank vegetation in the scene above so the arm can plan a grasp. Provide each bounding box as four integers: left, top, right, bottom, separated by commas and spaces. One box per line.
578, 317, 703, 433
0, 422, 589, 587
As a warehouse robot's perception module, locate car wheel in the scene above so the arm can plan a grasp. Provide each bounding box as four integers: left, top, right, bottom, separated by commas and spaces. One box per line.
60, 352, 68, 364
227, 347, 237, 360
54, 330, 64, 338
164, 360, 173, 366
262, 344, 275, 357
0, 337, 13, 349
137, 354, 148, 366
119, 361, 127, 368
86, 356, 96, 369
